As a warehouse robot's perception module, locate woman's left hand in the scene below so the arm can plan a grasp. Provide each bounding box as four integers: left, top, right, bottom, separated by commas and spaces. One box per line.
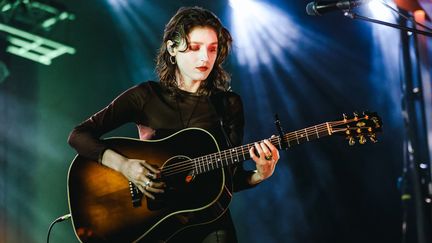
249, 137, 280, 184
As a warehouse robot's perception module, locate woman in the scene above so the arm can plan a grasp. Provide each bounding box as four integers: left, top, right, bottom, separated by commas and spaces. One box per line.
68, 6, 279, 243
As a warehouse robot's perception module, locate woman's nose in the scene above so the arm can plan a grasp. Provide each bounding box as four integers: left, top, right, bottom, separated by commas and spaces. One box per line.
199, 49, 209, 62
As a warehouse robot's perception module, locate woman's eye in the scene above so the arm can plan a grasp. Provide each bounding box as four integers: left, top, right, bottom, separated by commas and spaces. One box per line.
189, 45, 199, 51
209, 47, 217, 53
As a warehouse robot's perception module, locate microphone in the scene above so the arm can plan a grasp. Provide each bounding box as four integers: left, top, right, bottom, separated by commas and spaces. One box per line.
306, 0, 371, 16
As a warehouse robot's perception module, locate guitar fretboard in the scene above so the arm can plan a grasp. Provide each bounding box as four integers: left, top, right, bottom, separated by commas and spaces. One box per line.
161, 122, 333, 177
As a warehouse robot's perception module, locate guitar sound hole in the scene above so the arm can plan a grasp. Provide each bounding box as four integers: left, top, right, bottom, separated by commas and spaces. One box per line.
148, 156, 193, 211
147, 155, 222, 212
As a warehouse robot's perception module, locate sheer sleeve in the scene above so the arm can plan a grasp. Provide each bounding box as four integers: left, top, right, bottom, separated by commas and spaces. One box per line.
67, 83, 151, 162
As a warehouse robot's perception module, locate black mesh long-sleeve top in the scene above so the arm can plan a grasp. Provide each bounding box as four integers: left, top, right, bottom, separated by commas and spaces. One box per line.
68, 81, 256, 193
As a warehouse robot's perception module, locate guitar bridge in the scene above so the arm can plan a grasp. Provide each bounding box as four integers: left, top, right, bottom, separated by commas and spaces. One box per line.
129, 181, 143, 207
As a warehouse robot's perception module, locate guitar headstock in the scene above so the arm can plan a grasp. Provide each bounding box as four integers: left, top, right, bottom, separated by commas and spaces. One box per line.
330, 111, 382, 145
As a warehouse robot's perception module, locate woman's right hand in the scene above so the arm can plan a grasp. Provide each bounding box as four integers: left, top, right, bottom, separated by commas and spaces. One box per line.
119, 158, 165, 199
101, 149, 165, 199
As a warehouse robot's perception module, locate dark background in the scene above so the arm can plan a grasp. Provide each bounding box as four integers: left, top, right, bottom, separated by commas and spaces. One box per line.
1, 0, 421, 242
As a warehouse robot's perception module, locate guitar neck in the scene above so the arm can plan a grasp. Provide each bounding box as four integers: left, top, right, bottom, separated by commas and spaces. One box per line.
167, 122, 333, 176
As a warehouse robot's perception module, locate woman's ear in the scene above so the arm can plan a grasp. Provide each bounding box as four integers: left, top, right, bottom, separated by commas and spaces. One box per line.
166, 40, 176, 56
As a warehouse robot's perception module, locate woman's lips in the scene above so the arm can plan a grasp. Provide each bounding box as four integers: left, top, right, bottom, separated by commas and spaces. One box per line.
196, 67, 208, 72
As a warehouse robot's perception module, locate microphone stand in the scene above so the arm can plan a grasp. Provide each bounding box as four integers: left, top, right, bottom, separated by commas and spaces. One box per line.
343, 12, 432, 37
342, 7, 432, 243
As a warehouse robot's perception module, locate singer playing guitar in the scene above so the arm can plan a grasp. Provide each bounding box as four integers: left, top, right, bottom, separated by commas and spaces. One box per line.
68, 6, 279, 243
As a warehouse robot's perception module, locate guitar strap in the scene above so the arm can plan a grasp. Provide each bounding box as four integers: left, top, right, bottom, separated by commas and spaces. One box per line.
208, 91, 241, 195
208, 91, 233, 149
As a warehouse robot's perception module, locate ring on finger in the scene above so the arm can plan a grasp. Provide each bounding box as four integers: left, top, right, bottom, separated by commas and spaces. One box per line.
144, 180, 151, 187
265, 154, 273, 160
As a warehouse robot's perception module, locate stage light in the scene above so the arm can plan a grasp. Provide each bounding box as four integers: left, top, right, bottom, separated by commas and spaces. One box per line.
103, 0, 164, 83
0, 0, 76, 65
0, 23, 75, 65
368, 0, 396, 21
106, 0, 128, 10
229, 0, 300, 73
229, 0, 253, 10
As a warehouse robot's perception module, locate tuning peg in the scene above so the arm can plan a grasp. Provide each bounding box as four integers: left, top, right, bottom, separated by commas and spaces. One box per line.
362, 111, 369, 119
349, 136, 355, 146
343, 113, 348, 121
372, 117, 381, 128
369, 134, 378, 143
359, 135, 367, 144
353, 112, 359, 121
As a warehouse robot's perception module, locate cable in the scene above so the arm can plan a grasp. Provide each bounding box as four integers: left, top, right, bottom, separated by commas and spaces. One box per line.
46, 213, 71, 243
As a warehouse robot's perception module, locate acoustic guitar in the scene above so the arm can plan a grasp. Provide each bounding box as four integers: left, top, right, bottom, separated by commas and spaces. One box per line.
67, 112, 382, 242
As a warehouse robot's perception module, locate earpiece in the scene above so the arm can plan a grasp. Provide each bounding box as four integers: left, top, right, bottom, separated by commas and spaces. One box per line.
167, 40, 175, 54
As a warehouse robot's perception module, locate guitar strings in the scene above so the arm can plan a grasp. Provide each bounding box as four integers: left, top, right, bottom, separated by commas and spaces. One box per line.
161, 123, 332, 176
161, 119, 373, 177
161, 125, 372, 177
161, 122, 330, 172
161, 121, 359, 176
161, 121, 372, 177
161, 131, 329, 177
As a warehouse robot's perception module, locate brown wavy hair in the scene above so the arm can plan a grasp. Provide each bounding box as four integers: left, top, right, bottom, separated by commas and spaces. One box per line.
156, 6, 232, 95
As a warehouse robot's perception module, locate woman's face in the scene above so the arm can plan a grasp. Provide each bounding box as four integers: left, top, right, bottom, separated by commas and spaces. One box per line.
174, 26, 218, 84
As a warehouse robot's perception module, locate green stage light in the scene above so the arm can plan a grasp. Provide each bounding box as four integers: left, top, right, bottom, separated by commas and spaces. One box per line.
0, 23, 75, 65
